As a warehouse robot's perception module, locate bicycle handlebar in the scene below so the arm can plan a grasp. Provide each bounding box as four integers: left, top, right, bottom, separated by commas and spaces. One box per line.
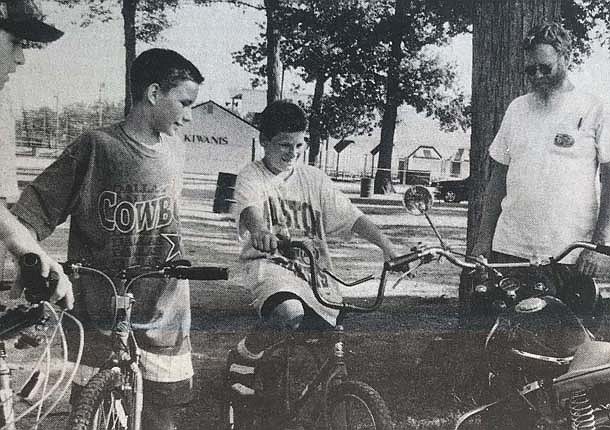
278, 240, 389, 313
164, 265, 229, 281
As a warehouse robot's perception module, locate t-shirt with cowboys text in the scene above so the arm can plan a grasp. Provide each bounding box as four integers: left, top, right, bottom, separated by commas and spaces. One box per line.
12, 123, 190, 359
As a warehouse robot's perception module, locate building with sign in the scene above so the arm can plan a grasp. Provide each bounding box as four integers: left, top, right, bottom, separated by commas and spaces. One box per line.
179, 100, 259, 177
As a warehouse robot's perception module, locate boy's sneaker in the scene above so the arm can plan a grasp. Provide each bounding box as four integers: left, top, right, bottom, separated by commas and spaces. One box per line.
226, 339, 263, 398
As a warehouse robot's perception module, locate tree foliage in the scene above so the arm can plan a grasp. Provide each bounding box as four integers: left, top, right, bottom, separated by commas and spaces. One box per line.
54, 0, 180, 112
233, 0, 471, 171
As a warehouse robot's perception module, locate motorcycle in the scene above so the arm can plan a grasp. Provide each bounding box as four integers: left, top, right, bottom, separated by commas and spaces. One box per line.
399, 185, 610, 429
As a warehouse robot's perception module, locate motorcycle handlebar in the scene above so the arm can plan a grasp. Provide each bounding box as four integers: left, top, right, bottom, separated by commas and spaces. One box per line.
387, 241, 609, 273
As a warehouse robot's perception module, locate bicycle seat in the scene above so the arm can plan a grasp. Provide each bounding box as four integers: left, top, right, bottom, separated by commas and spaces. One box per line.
554, 340, 610, 404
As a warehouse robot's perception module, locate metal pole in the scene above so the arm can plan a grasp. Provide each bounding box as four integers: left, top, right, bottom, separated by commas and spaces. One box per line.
54, 95, 60, 149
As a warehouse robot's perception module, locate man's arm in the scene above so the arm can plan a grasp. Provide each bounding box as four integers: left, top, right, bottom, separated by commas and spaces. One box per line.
471, 161, 508, 257
351, 215, 398, 261
576, 162, 610, 276
0, 204, 73, 309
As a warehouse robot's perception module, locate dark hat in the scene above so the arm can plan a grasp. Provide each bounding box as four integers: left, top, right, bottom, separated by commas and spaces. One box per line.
0, 0, 63, 42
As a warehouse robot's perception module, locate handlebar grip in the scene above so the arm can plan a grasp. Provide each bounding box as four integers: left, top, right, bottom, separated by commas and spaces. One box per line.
595, 244, 610, 256
386, 252, 421, 271
19, 253, 51, 303
168, 266, 229, 280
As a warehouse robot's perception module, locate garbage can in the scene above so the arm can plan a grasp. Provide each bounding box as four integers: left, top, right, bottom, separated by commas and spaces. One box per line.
360, 177, 374, 198
212, 172, 238, 214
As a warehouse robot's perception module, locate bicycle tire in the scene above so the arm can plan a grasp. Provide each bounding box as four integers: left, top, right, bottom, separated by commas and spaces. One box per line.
322, 380, 393, 430
68, 368, 142, 430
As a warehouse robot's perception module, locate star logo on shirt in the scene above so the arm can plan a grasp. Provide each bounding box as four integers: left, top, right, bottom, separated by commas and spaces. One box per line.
161, 233, 182, 262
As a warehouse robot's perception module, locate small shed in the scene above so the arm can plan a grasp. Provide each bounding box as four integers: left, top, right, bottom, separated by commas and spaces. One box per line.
179, 100, 259, 177
398, 145, 443, 184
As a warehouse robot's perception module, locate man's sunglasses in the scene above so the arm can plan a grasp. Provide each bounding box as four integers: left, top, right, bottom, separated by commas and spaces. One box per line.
524, 63, 554, 76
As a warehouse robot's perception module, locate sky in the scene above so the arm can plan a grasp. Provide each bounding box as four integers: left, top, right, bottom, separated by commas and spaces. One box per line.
7, 1, 610, 159
9, 1, 269, 108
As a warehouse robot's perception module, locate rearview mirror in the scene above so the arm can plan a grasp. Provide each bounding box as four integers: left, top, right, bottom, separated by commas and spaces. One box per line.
403, 186, 433, 215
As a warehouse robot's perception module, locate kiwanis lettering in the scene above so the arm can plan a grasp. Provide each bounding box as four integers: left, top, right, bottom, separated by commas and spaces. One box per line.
183, 134, 229, 145
98, 191, 175, 233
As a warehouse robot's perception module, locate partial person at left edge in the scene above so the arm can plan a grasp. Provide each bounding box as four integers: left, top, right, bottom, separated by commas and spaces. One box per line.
0, 0, 73, 309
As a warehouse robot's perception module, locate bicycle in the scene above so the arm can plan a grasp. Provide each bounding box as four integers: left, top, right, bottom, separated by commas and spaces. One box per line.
221, 240, 399, 430
0, 253, 84, 430
65, 259, 228, 430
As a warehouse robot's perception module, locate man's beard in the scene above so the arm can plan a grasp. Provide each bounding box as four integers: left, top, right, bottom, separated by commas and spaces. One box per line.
532, 67, 567, 100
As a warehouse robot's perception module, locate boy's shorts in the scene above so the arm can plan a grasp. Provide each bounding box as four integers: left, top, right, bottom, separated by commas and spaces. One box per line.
243, 259, 341, 326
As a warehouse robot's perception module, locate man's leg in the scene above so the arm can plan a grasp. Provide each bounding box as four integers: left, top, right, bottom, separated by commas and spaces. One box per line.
142, 378, 192, 430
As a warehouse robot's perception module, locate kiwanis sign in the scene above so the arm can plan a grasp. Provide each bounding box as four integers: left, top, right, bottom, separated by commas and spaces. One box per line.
183, 135, 229, 145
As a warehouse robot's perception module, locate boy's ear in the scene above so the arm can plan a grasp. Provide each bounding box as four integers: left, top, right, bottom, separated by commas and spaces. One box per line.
146, 83, 161, 105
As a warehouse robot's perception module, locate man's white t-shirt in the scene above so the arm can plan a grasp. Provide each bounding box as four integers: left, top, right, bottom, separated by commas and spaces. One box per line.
489, 88, 610, 263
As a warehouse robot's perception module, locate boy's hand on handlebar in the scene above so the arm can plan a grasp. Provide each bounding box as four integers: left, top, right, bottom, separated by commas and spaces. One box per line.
10, 254, 74, 310
250, 229, 279, 253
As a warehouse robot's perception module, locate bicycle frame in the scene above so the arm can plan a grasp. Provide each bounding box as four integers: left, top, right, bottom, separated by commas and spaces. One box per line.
275, 324, 348, 422
67, 260, 227, 430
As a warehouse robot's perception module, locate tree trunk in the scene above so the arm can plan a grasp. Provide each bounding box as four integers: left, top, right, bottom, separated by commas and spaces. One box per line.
462, 0, 561, 312
307, 74, 326, 166
374, 0, 406, 195
122, 0, 137, 115
264, 0, 281, 105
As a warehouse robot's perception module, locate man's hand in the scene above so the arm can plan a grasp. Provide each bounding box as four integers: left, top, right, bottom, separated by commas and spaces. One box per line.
470, 242, 491, 261
576, 249, 607, 277
10, 254, 74, 309
250, 229, 279, 254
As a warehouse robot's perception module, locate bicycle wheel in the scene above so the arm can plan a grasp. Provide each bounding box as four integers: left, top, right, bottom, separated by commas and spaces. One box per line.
323, 380, 393, 430
68, 368, 143, 430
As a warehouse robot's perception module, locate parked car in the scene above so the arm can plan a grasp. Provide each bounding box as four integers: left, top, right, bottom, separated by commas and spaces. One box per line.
431, 177, 470, 203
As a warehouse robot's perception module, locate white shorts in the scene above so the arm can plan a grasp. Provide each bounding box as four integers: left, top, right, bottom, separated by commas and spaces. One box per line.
243, 259, 341, 326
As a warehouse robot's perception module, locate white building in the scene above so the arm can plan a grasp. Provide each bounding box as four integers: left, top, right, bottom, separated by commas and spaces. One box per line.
179, 100, 260, 177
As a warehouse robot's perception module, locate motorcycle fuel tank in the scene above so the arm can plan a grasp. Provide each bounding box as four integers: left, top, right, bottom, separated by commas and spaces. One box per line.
486, 296, 591, 376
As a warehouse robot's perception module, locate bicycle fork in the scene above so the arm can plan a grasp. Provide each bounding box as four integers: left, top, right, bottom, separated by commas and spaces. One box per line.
0, 342, 15, 430
281, 325, 348, 420
113, 292, 144, 430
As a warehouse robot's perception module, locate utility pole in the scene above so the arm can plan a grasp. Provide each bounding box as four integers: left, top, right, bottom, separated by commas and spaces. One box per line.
54, 95, 60, 149
98, 82, 105, 126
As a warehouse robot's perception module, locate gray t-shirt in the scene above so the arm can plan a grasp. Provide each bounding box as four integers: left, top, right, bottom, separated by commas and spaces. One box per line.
12, 123, 190, 356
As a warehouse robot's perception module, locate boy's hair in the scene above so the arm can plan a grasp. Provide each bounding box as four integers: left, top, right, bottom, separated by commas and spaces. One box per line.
130, 48, 204, 102
523, 21, 572, 58
258, 100, 308, 141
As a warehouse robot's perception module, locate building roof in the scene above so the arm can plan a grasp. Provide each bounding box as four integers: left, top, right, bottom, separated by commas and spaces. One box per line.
191, 100, 259, 130
405, 145, 442, 160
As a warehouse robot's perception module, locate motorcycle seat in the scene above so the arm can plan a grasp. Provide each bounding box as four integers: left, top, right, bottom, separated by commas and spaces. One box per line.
554, 340, 610, 404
